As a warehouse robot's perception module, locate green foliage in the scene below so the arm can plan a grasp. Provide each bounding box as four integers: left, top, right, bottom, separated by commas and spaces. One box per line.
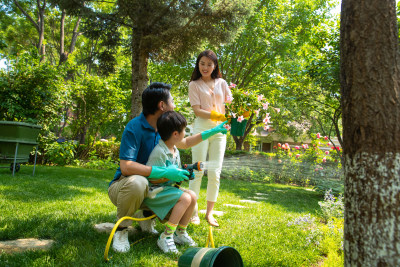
44, 141, 77, 166
318, 189, 344, 222
74, 157, 119, 170
0, 50, 66, 125
69, 73, 129, 143
178, 148, 192, 166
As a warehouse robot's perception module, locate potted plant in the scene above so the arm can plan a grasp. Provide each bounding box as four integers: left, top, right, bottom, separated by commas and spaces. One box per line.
224, 83, 279, 137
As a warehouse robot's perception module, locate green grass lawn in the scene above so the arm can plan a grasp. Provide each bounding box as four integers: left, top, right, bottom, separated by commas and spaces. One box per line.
0, 165, 333, 266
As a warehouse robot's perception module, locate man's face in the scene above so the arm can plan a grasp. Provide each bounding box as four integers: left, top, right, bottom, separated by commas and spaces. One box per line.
163, 93, 175, 112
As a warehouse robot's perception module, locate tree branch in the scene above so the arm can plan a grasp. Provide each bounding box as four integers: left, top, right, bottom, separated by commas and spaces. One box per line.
183, 0, 208, 28
14, 0, 39, 32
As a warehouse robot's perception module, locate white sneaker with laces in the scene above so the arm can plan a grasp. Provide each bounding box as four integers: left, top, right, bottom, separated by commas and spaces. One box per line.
173, 231, 197, 247
133, 210, 158, 234
157, 234, 179, 253
112, 229, 130, 253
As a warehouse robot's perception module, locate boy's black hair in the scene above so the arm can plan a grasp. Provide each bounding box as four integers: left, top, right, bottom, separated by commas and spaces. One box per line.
157, 111, 187, 141
142, 82, 172, 116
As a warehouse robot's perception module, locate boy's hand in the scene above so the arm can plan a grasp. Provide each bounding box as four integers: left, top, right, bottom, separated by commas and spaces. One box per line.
201, 121, 228, 140
149, 165, 190, 182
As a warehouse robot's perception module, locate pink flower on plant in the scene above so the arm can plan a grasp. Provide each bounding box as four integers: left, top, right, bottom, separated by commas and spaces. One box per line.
288, 153, 292, 156
295, 146, 300, 150
315, 168, 319, 172
316, 133, 321, 139
257, 94, 264, 101
277, 143, 281, 147
223, 124, 231, 131
264, 125, 270, 131
274, 108, 280, 113
319, 167, 323, 170
237, 116, 245, 123
232, 113, 237, 118
263, 117, 270, 124
327, 142, 331, 146
295, 154, 300, 158
229, 83, 236, 88
325, 151, 329, 155
324, 136, 328, 140
243, 91, 249, 96
255, 109, 260, 116
225, 95, 234, 104
262, 102, 269, 110
322, 157, 326, 163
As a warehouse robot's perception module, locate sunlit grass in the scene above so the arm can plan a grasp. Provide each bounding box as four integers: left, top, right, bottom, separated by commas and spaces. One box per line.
0, 165, 339, 266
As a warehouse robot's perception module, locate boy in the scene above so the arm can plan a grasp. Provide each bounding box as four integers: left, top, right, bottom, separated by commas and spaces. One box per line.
144, 111, 197, 253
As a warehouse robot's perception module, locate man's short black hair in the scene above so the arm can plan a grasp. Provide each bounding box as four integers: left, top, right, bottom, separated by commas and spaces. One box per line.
142, 82, 172, 116
157, 111, 187, 141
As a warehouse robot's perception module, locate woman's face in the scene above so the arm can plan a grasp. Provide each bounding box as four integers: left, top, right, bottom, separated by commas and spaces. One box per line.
199, 56, 215, 79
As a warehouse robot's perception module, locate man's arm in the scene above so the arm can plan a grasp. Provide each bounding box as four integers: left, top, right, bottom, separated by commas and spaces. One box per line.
120, 160, 152, 177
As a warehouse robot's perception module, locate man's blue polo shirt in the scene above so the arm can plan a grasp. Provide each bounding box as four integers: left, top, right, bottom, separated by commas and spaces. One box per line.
109, 113, 160, 187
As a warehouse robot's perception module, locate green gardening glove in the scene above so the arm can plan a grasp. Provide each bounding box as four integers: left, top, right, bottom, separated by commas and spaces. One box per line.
148, 165, 190, 182
201, 121, 228, 140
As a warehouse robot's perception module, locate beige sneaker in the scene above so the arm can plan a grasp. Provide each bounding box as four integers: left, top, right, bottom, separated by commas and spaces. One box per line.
112, 229, 130, 253
133, 210, 159, 234
190, 215, 200, 225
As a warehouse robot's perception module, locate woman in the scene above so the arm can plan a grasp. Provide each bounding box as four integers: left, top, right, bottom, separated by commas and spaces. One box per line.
188, 50, 232, 227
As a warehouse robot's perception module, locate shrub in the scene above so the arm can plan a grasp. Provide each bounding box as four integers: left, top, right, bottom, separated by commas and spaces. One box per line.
44, 141, 77, 166
318, 189, 344, 222
0, 50, 66, 126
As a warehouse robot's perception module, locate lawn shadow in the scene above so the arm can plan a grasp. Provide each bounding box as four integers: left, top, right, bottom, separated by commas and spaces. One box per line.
0, 165, 113, 203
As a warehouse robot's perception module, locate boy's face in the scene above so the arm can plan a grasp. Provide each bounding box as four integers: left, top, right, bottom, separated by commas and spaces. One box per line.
174, 127, 186, 143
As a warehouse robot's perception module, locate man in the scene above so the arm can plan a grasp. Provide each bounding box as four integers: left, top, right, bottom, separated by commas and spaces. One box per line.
108, 82, 227, 252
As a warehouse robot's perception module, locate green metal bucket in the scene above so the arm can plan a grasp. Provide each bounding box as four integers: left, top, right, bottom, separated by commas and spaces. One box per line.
230, 118, 247, 136
178, 246, 244, 267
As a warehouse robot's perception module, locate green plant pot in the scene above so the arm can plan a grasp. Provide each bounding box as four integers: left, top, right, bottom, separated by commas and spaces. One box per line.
178, 246, 244, 267
230, 118, 247, 136
0, 121, 42, 164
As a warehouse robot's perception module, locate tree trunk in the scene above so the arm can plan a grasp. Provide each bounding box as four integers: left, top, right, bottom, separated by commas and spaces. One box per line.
340, 0, 400, 265
131, 32, 149, 118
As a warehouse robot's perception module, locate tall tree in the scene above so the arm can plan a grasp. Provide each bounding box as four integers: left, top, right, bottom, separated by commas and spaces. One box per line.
340, 0, 400, 265
114, 0, 255, 118
216, 0, 334, 149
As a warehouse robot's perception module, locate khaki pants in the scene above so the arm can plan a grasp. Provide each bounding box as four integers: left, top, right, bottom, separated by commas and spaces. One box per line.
108, 175, 150, 227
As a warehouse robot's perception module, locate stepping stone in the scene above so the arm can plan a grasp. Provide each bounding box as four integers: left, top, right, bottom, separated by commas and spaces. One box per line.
94, 223, 137, 234
223, 204, 247, 208
252, 196, 268, 200
199, 210, 224, 216
0, 238, 54, 254
255, 193, 268, 196
239, 199, 259, 204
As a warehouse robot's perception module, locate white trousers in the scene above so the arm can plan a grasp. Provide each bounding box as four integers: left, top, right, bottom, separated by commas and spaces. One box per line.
189, 118, 226, 202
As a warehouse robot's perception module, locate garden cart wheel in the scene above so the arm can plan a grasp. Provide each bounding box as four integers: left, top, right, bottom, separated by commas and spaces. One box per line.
10, 163, 20, 173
